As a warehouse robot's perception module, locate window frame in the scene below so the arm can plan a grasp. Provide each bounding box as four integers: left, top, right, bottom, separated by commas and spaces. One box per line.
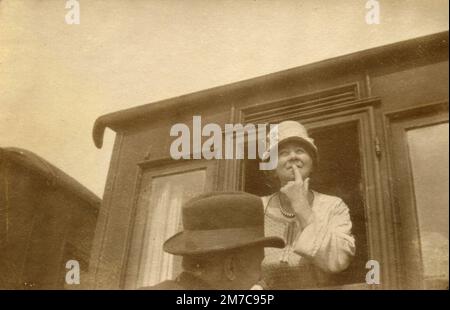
121, 157, 219, 289
234, 95, 395, 289
384, 101, 449, 289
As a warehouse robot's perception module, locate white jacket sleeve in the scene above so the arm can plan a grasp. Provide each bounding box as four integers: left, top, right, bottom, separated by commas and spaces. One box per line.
293, 199, 355, 273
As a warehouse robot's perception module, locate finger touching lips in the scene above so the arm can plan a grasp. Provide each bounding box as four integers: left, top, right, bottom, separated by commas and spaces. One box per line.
287, 163, 302, 169
292, 165, 303, 181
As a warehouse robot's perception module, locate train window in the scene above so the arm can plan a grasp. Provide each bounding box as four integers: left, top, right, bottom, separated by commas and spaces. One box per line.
123, 159, 217, 289
245, 121, 369, 287
407, 123, 449, 284
138, 169, 206, 287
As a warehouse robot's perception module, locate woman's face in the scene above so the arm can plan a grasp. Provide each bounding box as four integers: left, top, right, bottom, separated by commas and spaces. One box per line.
275, 140, 313, 185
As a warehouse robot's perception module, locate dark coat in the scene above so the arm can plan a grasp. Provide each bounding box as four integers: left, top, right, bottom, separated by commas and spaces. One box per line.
139, 272, 213, 290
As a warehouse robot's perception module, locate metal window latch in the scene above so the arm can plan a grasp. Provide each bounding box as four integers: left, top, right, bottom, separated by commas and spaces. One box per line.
374, 136, 382, 158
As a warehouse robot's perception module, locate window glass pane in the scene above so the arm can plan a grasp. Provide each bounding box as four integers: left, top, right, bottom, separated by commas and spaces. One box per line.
407, 122, 449, 280
140, 169, 206, 287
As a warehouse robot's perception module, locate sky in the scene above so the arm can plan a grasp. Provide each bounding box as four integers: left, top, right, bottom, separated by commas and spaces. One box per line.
0, 0, 448, 197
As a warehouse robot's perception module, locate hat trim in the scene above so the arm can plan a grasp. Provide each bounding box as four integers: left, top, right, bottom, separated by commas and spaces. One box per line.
163, 226, 285, 256
262, 136, 318, 161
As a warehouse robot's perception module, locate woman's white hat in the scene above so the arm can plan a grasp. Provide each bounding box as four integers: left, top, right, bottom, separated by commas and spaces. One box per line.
262, 120, 318, 161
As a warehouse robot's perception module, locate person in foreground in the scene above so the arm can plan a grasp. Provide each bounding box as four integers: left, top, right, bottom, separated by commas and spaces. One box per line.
259, 120, 356, 289
140, 191, 285, 290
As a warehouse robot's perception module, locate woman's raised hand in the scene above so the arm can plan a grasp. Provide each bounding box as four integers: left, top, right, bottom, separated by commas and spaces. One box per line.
280, 165, 313, 226
280, 165, 309, 204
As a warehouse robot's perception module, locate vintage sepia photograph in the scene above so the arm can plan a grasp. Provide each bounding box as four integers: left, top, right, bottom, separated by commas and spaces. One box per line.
0, 0, 448, 291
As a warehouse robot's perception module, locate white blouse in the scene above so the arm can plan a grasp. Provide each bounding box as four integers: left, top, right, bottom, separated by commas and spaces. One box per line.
261, 190, 356, 289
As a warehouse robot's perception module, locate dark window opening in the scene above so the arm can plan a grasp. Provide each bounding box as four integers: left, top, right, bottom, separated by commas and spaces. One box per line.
244, 121, 369, 287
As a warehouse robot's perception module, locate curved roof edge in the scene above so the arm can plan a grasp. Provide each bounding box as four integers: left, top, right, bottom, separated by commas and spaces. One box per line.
92, 31, 449, 149
0, 147, 101, 209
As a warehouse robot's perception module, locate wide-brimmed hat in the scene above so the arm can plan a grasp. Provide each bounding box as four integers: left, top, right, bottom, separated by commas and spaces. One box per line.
163, 192, 285, 256
262, 120, 318, 161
